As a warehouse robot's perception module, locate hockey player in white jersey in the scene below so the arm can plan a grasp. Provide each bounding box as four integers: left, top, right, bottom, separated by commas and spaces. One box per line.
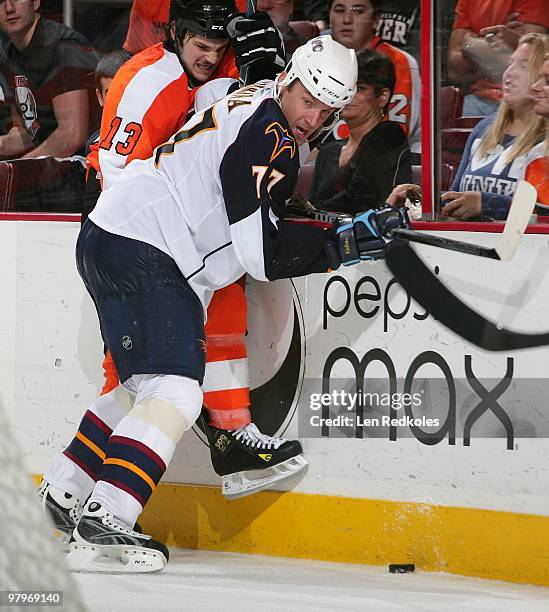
52, 36, 408, 573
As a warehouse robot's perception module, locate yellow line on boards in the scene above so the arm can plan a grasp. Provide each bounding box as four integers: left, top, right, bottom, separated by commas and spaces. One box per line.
33, 475, 549, 587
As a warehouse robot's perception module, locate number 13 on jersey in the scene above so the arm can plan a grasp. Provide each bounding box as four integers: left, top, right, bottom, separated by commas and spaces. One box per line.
100, 116, 143, 156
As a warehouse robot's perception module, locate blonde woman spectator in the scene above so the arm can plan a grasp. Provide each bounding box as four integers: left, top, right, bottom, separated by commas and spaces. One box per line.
441, 33, 549, 220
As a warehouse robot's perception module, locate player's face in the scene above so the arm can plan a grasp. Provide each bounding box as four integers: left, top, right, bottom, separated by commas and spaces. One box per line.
501, 42, 534, 111
257, 0, 293, 32
279, 80, 334, 145
0, 0, 39, 38
342, 82, 383, 126
532, 59, 549, 119
329, 0, 375, 52
181, 34, 230, 83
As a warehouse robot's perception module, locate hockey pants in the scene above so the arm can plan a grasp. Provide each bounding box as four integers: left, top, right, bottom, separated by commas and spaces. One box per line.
100, 278, 251, 430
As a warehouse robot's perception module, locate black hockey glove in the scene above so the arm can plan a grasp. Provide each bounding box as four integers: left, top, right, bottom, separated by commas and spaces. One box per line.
225, 11, 286, 83
328, 206, 410, 268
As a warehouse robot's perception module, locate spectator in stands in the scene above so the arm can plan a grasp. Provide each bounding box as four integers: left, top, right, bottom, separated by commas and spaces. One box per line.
309, 49, 411, 214
93, 51, 132, 125
295, 0, 328, 32
0, 50, 132, 215
0, 0, 99, 160
123, 0, 169, 55
374, 0, 420, 63
448, 0, 549, 116
257, 0, 308, 60
527, 52, 549, 212
441, 33, 549, 220
123, 0, 250, 55
81, 50, 132, 221
329, 0, 421, 153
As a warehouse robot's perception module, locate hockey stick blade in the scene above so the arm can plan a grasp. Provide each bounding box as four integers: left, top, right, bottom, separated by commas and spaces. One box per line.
496, 180, 537, 261
385, 239, 549, 351
392, 180, 538, 261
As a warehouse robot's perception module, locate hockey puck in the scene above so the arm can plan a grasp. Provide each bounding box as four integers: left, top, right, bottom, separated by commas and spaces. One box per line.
389, 564, 415, 574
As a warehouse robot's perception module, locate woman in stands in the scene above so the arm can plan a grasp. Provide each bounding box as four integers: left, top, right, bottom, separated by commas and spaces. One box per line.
308, 48, 411, 214
527, 52, 549, 212
441, 33, 549, 220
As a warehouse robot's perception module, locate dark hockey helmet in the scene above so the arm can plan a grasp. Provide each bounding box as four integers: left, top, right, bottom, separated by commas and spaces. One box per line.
169, 0, 236, 40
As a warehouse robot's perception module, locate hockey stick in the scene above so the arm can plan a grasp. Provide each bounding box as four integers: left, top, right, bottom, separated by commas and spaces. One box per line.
287, 180, 537, 261
392, 180, 537, 261
385, 239, 549, 351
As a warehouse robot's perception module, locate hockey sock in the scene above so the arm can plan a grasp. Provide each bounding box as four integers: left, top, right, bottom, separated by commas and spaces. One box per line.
91, 374, 202, 526
203, 281, 251, 430
44, 386, 133, 500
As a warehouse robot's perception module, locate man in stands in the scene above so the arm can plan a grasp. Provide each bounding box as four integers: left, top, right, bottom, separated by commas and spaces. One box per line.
122, 0, 171, 55
61, 36, 371, 573
329, 0, 421, 153
448, 0, 549, 116
0, 0, 98, 158
373, 0, 420, 62
257, 0, 308, 60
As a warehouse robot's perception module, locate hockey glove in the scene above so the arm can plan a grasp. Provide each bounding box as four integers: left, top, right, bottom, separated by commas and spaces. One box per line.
225, 11, 286, 83
372, 205, 411, 237
332, 207, 410, 267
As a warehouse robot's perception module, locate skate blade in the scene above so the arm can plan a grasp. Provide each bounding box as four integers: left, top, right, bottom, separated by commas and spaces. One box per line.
222, 454, 308, 499
66, 542, 167, 574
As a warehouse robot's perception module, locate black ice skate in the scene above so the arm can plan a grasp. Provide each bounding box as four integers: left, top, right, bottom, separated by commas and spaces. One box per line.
38, 480, 83, 551
202, 413, 308, 499
66, 501, 168, 573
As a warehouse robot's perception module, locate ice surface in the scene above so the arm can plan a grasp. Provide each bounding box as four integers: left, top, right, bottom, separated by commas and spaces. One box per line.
75, 549, 549, 612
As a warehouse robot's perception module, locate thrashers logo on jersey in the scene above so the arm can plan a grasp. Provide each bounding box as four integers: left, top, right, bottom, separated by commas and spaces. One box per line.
265, 122, 296, 163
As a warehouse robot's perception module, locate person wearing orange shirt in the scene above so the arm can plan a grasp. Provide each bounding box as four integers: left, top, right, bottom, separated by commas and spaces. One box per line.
39, 0, 296, 550
123, 0, 251, 54
528, 52, 549, 212
448, 0, 549, 116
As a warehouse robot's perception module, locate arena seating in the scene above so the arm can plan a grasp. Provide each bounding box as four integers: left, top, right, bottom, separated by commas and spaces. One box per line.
440, 86, 464, 130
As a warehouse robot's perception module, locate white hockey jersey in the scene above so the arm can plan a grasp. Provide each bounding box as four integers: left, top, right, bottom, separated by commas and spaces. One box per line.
89, 81, 331, 310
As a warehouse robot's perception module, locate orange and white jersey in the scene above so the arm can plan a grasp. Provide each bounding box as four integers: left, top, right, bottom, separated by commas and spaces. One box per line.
371, 36, 421, 153
88, 42, 239, 191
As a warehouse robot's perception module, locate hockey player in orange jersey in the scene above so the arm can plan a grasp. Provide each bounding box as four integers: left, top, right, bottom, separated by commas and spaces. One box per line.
46, 0, 300, 532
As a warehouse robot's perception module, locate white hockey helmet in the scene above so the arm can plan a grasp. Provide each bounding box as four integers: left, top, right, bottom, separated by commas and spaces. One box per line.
277, 35, 358, 109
